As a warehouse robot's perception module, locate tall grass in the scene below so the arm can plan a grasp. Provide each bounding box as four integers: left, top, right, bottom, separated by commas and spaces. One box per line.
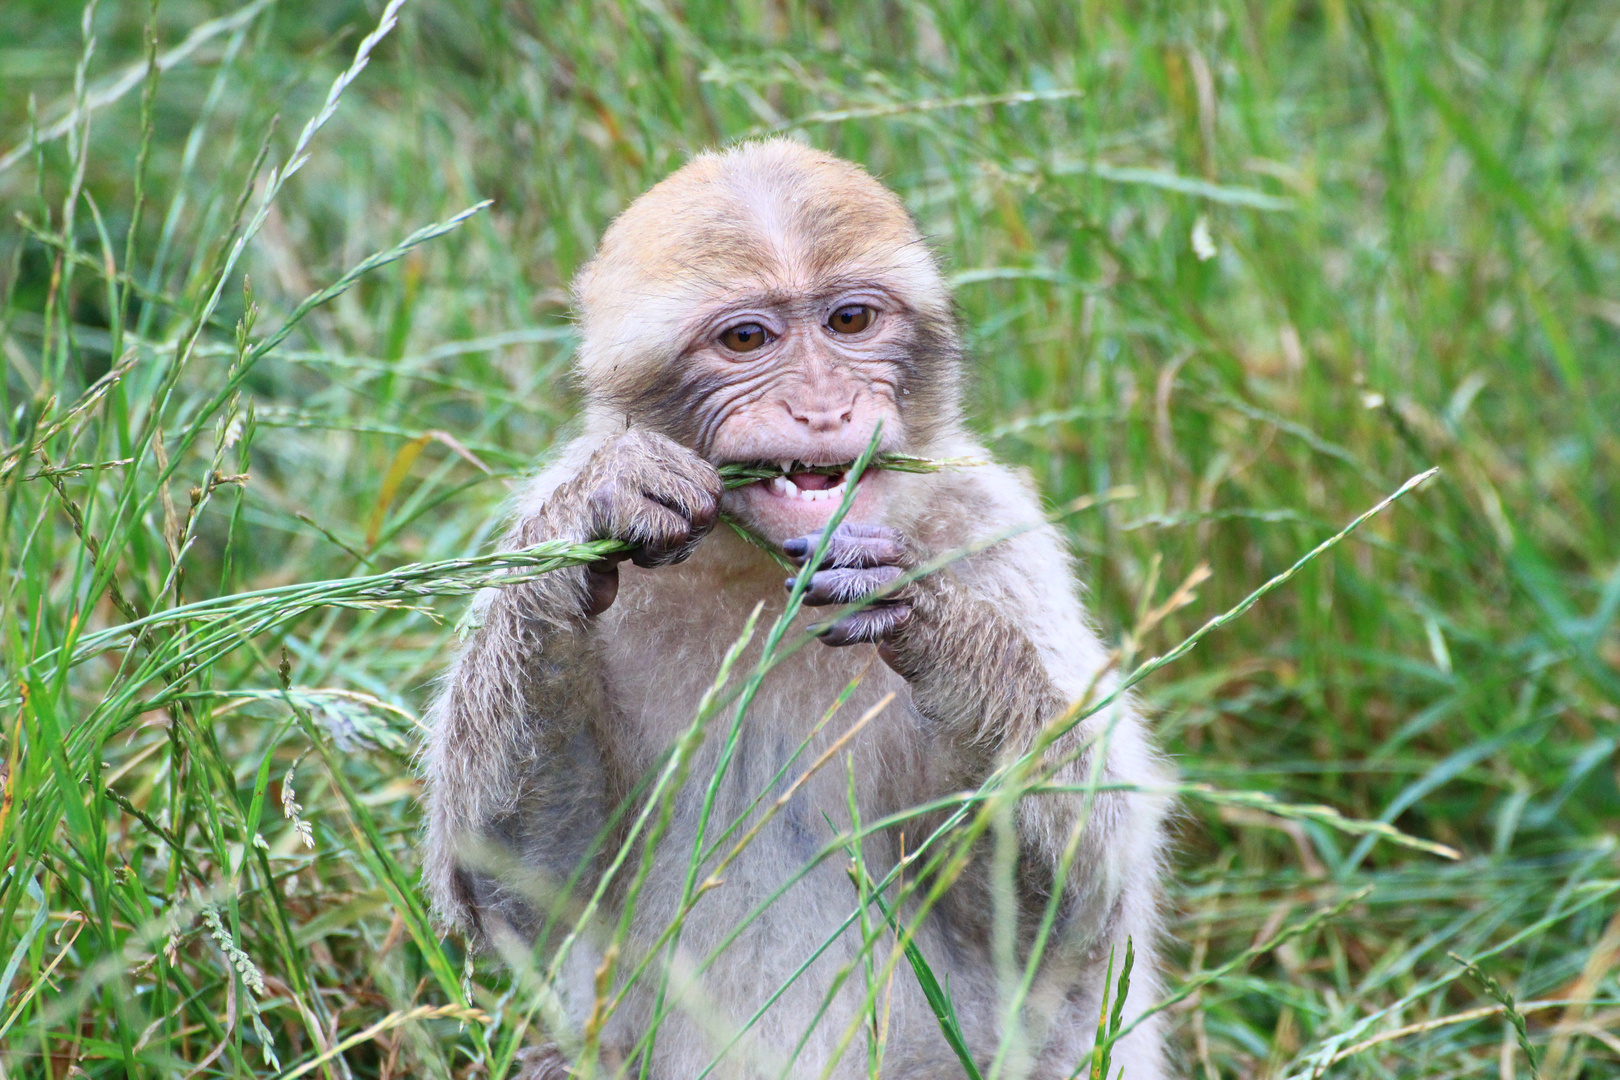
1, 1, 1617, 1077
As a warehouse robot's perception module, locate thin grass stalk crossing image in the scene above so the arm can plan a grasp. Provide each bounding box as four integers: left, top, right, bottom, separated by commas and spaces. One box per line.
2, 2, 1617, 1079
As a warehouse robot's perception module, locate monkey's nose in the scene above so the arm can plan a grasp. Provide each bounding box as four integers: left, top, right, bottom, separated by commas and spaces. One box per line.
786, 394, 857, 432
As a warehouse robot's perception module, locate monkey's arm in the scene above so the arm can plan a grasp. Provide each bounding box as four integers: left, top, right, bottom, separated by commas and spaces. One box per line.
422, 430, 722, 944
788, 519, 1168, 945
422, 603, 609, 944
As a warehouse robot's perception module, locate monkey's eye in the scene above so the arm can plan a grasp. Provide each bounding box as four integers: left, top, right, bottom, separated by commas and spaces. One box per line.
719, 322, 772, 353
828, 305, 875, 335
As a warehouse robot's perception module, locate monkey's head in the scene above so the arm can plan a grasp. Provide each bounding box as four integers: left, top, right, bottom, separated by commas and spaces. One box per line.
572, 139, 964, 541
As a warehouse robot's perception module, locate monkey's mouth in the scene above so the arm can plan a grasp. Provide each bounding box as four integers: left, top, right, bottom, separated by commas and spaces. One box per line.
758, 461, 852, 504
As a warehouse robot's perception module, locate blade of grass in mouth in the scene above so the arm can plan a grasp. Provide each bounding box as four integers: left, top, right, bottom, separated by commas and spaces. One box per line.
716, 454, 983, 489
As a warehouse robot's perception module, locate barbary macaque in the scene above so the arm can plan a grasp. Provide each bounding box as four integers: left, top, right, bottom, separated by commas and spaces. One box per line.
422, 140, 1171, 1079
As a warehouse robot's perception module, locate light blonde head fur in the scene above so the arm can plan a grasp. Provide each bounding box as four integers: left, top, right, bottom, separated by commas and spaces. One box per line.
572, 140, 951, 407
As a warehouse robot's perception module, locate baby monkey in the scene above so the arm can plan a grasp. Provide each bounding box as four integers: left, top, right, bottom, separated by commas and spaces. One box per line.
422, 141, 1171, 1080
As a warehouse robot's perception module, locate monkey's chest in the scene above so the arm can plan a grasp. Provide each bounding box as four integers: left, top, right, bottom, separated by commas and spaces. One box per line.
590, 563, 942, 863
585, 568, 993, 1076
598, 558, 912, 745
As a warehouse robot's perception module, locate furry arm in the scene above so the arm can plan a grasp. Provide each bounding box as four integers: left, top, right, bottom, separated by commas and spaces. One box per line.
791, 519, 1167, 945
421, 430, 721, 941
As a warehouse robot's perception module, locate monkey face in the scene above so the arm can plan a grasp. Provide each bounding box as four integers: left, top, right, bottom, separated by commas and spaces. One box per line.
689, 285, 919, 538
572, 140, 966, 543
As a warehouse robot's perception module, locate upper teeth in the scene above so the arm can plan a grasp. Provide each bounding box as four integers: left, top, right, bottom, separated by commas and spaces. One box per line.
769, 474, 848, 503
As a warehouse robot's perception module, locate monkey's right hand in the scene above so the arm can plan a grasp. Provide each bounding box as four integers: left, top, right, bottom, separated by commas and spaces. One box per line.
554, 430, 722, 615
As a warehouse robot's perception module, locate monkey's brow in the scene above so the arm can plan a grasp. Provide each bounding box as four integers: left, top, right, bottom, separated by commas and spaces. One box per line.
677, 289, 799, 323
694, 279, 898, 318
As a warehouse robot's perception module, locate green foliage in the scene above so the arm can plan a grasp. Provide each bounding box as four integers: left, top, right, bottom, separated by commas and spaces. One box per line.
2, 1, 1617, 1078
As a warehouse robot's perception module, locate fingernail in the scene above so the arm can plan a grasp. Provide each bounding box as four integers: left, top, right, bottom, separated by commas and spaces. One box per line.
782, 537, 808, 557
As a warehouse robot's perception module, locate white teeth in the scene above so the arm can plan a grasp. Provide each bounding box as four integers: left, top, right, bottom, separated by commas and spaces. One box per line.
765, 474, 848, 503
780, 460, 795, 476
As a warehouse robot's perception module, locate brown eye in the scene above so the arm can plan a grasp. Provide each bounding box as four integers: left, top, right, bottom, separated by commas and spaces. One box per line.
828, 305, 874, 334
720, 322, 771, 353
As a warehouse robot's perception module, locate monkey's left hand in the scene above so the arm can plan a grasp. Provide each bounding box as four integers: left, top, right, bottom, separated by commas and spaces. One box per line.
783, 523, 915, 646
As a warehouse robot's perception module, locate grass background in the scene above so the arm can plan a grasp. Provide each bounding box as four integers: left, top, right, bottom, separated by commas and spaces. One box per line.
1, 0, 1618, 1077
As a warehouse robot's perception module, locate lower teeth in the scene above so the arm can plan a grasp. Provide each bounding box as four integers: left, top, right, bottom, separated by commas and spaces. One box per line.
768, 475, 848, 502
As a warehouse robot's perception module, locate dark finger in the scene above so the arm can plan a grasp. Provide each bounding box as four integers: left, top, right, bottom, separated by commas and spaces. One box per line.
636, 533, 704, 568
789, 566, 905, 606
628, 502, 699, 567
782, 524, 906, 569
817, 603, 914, 646
688, 494, 719, 533
583, 562, 620, 616
646, 475, 720, 534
